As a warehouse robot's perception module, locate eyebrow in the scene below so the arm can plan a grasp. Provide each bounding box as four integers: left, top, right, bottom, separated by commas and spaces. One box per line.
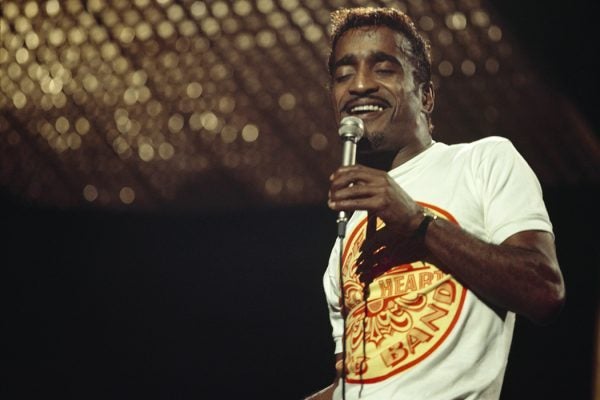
332, 51, 402, 72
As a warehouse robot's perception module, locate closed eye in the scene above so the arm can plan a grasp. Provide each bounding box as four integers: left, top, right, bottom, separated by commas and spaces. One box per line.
334, 73, 353, 83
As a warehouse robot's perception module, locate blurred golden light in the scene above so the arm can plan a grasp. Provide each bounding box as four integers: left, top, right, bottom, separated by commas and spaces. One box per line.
83, 74, 99, 92
0, 48, 9, 64
241, 124, 259, 142
267, 12, 287, 29
15, 48, 29, 64
265, 177, 283, 195
48, 29, 66, 47
218, 96, 236, 114
446, 12, 467, 30
158, 142, 175, 160
15, 17, 32, 34
12, 92, 27, 109
123, 88, 139, 105
257, 0, 275, 14
138, 143, 155, 161
19, 76, 35, 94
157, 21, 176, 39
8, 63, 22, 80
0, 0, 576, 211
119, 186, 135, 204
168, 114, 185, 133
256, 30, 276, 48
145, 100, 162, 117
135, 22, 153, 41
310, 133, 328, 151
200, 111, 219, 131
55, 117, 70, 134
304, 24, 323, 43
179, 20, 198, 37
189, 112, 203, 131
488, 25, 502, 42
212, 1, 230, 19
24, 32, 40, 49
221, 125, 238, 143
68, 133, 82, 150
46, 0, 61, 17
186, 82, 203, 98
201, 18, 221, 37
438, 60, 454, 77
190, 1, 208, 18
471, 10, 490, 27
235, 33, 255, 50
282, 0, 300, 12
419, 16, 435, 31
278, 93, 296, 110
461, 59, 476, 76
167, 4, 185, 22
24, 1, 40, 18
437, 29, 453, 46
83, 184, 99, 202
117, 27, 135, 44
233, 0, 252, 17
2, 2, 19, 20
75, 117, 90, 135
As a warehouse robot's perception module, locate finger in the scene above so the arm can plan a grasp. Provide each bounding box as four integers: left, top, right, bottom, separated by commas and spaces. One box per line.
330, 167, 388, 191
328, 196, 387, 212
330, 184, 385, 202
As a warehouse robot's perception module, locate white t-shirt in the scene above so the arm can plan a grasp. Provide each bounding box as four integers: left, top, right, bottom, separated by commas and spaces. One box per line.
323, 137, 552, 400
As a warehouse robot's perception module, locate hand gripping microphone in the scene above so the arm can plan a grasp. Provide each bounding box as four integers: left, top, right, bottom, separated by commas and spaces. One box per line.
336, 116, 364, 238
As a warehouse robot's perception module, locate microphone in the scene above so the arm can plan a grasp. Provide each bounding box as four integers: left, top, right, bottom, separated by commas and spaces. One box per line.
336, 116, 364, 238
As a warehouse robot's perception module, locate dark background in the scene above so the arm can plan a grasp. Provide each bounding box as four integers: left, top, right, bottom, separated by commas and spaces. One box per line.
2, 1, 598, 399
488, 0, 600, 137
3, 186, 598, 399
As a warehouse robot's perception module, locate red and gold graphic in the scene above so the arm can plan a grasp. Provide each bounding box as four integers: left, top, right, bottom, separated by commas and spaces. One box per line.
341, 204, 467, 383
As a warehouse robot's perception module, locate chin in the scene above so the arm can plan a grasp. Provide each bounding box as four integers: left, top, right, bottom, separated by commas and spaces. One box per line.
357, 137, 396, 171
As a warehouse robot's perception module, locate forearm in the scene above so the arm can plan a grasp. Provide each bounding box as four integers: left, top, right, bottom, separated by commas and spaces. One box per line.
304, 383, 336, 400
423, 217, 565, 324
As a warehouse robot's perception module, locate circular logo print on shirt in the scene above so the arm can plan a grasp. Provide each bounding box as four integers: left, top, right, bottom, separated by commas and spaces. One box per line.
341, 204, 467, 383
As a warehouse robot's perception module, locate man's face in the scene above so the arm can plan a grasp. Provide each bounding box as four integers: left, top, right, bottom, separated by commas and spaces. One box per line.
330, 26, 428, 153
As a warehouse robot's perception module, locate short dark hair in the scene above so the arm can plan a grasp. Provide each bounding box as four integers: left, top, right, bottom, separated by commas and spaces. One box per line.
328, 7, 432, 89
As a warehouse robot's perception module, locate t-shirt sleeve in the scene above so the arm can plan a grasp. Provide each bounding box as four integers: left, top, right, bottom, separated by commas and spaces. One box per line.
477, 138, 553, 244
323, 238, 344, 354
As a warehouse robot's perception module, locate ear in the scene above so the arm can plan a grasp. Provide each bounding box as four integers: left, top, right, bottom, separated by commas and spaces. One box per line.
421, 81, 435, 114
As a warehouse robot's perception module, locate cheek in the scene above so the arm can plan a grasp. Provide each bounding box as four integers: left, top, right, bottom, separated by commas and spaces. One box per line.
333, 87, 345, 105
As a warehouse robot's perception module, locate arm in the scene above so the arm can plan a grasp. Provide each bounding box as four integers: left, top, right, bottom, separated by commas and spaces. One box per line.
422, 217, 564, 323
328, 165, 565, 324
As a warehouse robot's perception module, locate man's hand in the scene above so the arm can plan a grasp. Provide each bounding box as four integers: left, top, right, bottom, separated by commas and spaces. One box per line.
328, 164, 423, 236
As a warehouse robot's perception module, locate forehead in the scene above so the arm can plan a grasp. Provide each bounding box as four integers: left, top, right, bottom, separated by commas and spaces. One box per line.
333, 26, 413, 63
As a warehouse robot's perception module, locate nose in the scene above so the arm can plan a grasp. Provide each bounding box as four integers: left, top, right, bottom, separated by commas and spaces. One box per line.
349, 66, 378, 95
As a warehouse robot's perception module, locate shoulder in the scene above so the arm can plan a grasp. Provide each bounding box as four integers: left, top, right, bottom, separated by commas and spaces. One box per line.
452, 136, 521, 165
434, 136, 517, 165
463, 136, 516, 153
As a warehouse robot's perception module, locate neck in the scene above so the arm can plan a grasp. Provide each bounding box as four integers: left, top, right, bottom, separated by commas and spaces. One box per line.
390, 133, 433, 169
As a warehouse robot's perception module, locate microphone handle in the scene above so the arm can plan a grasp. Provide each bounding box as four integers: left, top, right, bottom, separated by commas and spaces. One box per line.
337, 138, 357, 238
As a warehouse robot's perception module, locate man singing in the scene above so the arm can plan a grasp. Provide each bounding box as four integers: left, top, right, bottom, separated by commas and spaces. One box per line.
308, 7, 565, 400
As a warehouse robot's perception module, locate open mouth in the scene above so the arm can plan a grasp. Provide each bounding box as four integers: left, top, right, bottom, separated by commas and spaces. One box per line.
350, 104, 385, 114
345, 101, 390, 118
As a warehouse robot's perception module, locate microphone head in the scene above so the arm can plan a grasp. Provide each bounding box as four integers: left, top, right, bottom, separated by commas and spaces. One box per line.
338, 116, 364, 141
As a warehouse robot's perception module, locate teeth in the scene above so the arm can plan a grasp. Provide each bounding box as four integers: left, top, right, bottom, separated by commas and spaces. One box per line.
350, 104, 384, 113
